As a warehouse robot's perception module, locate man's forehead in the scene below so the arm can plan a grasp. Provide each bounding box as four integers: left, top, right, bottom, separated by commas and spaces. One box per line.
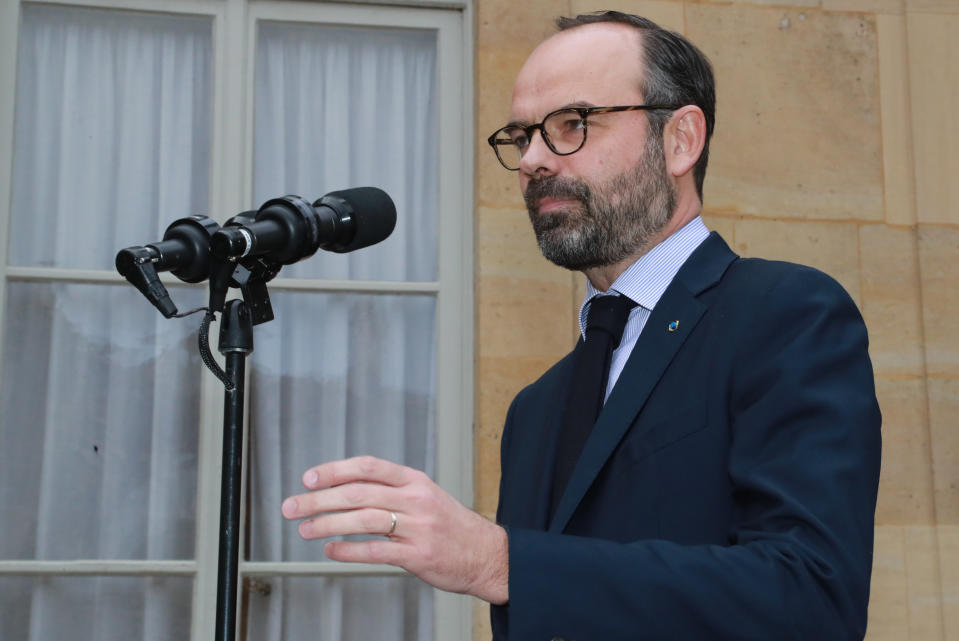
509, 23, 644, 121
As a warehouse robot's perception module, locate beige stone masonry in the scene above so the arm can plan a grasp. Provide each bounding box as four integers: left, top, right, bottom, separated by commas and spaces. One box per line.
569, 0, 686, 31
825, 0, 906, 13
869, 526, 909, 640
907, 13, 959, 225
688, 4, 884, 222
701, 212, 738, 245
877, 14, 917, 225
874, 377, 935, 524
860, 224, 925, 376
928, 378, 959, 524
939, 525, 959, 640
733, 217, 862, 303
907, 0, 959, 13
903, 526, 946, 640
918, 226, 959, 378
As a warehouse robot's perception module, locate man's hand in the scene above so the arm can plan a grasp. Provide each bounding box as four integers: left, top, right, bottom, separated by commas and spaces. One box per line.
281, 455, 509, 605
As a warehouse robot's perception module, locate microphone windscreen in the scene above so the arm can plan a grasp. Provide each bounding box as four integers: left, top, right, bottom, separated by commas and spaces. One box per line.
324, 187, 397, 252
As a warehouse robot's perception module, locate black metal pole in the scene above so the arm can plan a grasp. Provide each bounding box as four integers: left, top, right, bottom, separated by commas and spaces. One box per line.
214, 300, 253, 641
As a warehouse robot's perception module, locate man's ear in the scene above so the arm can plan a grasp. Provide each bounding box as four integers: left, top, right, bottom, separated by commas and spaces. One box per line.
663, 105, 706, 179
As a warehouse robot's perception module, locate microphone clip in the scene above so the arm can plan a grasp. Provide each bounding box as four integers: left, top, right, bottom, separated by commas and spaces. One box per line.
207, 254, 279, 326
206, 210, 281, 326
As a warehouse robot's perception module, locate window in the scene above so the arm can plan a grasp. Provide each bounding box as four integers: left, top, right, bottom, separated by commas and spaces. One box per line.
0, 1, 472, 640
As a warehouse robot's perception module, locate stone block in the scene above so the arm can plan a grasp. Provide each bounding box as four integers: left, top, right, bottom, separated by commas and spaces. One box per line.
477, 152, 524, 211
687, 4, 884, 222
742, 0, 821, 5
904, 526, 946, 640
475, 204, 573, 309
701, 213, 738, 247
907, 0, 959, 12
688, 0, 821, 6
568, 0, 685, 32
477, 140, 525, 211
867, 526, 908, 641
824, 0, 905, 13
874, 377, 935, 525
474, 355, 507, 516
476, 0, 560, 51
732, 218, 862, 305
475, 354, 567, 514
917, 225, 959, 378
476, 0, 558, 213
476, 205, 560, 277
939, 525, 959, 641
475, 202, 577, 517
476, 273, 574, 361
907, 13, 959, 224
928, 378, 959, 524
876, 15, 917, 225
859, 224, 924, 377
475, 217, 575, 515
476, 47, 537, 209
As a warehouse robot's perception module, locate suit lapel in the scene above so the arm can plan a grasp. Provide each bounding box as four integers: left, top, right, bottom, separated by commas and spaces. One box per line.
547, 233, 737, 533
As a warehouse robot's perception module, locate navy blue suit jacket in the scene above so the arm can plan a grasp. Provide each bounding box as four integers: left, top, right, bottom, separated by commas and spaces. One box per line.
492, 233, 881, 641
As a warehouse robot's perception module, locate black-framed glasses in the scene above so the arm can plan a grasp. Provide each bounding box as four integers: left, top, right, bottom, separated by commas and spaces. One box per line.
487, 104, 679, 171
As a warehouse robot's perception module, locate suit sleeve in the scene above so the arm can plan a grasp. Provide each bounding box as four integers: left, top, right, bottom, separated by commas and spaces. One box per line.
494, 266, 882, 641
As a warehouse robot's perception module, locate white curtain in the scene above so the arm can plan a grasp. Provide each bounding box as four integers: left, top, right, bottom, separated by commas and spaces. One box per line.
1, 5, 211, 640
245, 23, 438, 641
0, 6, 438, 641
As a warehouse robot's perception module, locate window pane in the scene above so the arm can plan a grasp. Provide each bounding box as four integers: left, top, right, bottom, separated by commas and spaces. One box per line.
9, 5, 212, 270
247, 291, 436, 562
243, 575, 432, 641
0, 283, 204, 560
254, 22, 438, 282
0, 575, 192, 640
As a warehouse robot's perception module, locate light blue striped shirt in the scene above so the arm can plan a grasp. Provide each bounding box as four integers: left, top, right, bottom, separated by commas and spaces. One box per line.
579, 216, 711, 401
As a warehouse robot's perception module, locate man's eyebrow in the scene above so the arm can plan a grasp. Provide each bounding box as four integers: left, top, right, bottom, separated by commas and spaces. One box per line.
506, 101, 598, 128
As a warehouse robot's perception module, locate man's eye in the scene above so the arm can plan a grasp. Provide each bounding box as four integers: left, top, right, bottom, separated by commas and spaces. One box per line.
508, 132, 529, 148
547, 115, 585, 139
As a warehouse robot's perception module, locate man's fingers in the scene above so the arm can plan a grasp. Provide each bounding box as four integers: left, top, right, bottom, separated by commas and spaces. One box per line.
298, 508, 400, 540
302, 456, 412, 490
282, 482, 402, 520
324, 539, 403, 566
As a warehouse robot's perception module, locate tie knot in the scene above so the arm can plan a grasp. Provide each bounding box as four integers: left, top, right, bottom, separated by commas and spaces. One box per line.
585, 295, 637, 347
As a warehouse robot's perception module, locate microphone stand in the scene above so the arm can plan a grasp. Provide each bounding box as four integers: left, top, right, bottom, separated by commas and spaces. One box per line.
214, 298, 252, 641
201, 256, 278, 641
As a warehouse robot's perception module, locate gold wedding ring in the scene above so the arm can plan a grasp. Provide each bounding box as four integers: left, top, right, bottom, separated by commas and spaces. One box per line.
387, 511, 398, 536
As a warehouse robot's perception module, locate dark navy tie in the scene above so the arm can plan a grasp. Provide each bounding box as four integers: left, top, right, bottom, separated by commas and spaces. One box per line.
550, 294, 637, 518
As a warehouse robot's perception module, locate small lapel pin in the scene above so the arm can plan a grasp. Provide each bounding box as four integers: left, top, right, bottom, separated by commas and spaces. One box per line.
667, 320, 680, 332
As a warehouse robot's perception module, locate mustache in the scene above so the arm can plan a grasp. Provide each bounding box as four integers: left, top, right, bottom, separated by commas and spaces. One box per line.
523, 176, 591, 212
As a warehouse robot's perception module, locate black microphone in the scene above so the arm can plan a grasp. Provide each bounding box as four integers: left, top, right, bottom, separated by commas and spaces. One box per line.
115, 215, 221, 318
210, 187, 396, 264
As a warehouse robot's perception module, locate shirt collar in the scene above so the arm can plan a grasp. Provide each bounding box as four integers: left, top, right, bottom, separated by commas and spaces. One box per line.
578, 216, 711, 338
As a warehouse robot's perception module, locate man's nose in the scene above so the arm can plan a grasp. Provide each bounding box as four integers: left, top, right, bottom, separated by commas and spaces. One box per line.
518, 129, 558, 177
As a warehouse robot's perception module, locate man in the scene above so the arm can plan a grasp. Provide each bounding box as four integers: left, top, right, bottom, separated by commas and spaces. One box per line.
281, 11, 881, 641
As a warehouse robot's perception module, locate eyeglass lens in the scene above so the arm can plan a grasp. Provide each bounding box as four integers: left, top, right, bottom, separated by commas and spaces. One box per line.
494, 109, 586, 170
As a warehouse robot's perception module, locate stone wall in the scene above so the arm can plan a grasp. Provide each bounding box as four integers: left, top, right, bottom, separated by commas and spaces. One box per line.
473, 1, 958, 639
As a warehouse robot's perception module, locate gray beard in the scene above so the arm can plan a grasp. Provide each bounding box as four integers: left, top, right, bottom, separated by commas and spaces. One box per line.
524, 135, 676, 271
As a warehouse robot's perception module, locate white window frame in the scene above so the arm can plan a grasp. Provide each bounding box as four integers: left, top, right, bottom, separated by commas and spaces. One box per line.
0, 0, 474, 639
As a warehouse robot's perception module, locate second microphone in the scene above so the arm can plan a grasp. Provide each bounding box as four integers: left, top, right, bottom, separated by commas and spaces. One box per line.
211, 186, 397, 265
